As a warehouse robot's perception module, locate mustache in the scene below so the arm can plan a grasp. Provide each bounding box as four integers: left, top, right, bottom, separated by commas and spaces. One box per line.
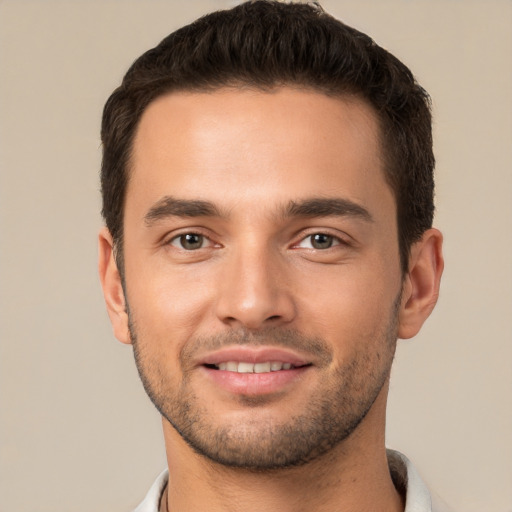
179, 327, 333, 367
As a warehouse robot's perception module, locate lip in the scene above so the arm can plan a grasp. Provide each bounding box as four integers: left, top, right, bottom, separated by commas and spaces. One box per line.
199, 346, 311, 367
200, 364, 311, 396
198, 346, 313, 396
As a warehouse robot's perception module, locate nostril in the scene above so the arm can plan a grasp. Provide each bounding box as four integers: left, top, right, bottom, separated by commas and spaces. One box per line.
266, 315, 281, 321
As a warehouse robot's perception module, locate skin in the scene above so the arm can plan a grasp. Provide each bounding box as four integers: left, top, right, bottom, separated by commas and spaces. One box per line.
99, 87, 443, 512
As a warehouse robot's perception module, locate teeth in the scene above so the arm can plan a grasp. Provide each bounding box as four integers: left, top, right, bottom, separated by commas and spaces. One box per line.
254, 362, 271, 373
237, 362, 254, 373
214, 361, 296, 373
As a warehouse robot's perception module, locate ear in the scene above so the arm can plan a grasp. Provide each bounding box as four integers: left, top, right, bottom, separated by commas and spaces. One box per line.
98, 227, 131, 345
398, 228, 444, 339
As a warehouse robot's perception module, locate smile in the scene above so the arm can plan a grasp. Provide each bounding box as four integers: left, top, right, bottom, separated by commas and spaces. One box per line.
207, 361, 304, 373
199, 347, 314, 394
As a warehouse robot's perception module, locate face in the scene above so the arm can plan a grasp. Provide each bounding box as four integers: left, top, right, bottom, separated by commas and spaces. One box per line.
118, 88, 404, 468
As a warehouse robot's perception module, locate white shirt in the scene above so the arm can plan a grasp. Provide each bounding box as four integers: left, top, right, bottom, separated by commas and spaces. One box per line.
133, 450, 444, 512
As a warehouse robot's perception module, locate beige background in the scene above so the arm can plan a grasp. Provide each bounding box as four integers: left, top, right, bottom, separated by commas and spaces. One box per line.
0, 1, 511, 511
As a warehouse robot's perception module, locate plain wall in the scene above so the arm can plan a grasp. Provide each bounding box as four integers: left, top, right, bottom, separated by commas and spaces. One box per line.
0, 1, 511, 511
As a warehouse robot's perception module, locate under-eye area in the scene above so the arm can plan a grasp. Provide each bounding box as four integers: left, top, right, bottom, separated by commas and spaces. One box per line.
204, 362, 313, 373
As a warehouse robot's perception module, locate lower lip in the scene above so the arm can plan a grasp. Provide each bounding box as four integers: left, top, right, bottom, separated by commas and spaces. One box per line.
200, 366, 311, 395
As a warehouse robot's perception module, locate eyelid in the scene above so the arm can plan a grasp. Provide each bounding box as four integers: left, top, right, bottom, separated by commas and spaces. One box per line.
169, 234, 213, 250
291, 229, 352, 249
163, 228, 221, 249
296, 234, 341, 250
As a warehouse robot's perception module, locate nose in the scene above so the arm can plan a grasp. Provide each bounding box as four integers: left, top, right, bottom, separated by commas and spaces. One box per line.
214, 244, 296, 330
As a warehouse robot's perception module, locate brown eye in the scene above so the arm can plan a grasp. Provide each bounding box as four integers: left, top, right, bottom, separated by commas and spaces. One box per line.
171, 233, 205, 250
296, 233, 341, 250
310, 233, 334, 249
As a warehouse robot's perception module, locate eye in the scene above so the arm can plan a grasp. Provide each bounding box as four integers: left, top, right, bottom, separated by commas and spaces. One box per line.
297, 233, 341, 250
169, 233, 210, 250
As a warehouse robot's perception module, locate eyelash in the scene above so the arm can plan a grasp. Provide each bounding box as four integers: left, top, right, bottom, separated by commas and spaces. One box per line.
166, 230, 349, 251
166, 231, 216, 250
294, 232, 347, 250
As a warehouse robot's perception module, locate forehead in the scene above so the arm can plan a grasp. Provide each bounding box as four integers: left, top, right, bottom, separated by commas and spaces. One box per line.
127, 87, 393, 219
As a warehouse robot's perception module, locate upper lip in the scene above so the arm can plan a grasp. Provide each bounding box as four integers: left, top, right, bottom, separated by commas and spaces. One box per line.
198, 346, 312, 367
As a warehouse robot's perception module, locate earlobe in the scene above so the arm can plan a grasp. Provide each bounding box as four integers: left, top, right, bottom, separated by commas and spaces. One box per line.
398, 228, 444, 339
98, 227, 131, 345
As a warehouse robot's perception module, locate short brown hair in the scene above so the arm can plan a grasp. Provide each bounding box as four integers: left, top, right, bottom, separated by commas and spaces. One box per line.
101, 0, 434, 274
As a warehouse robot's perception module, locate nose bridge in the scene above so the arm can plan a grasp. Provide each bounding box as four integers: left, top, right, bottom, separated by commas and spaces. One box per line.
215, 236, 295, 329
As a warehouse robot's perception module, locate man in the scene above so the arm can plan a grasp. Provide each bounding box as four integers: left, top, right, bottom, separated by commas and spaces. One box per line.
98, 1, 444, 511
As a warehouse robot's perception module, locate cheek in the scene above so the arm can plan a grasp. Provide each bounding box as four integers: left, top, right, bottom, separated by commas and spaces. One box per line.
294, 260, 400, 346
125, 262, 216, 342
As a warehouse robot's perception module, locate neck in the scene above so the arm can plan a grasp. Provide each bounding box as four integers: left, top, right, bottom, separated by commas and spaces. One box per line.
161, 386, 403, 512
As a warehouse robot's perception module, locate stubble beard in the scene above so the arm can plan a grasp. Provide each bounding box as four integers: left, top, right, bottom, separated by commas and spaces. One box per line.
129, 298, 400, 471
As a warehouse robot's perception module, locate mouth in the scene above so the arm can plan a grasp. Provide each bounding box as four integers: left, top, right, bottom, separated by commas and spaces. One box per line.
204, 361, 310, 373
198, 347, 314, 396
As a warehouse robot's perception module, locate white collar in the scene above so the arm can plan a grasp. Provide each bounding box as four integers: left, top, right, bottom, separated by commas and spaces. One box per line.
134, 449, 433, 512
387, 449, 433, 512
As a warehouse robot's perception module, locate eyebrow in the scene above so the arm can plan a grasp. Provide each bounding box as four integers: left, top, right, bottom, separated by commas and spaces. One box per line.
285, 197, 373, 222
144, 195, 373, 226
144, 196, 223, 225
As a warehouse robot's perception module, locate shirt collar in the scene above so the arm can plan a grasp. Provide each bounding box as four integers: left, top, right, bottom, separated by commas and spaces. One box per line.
134, 450, 432, 512
387, 449, 433, 512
